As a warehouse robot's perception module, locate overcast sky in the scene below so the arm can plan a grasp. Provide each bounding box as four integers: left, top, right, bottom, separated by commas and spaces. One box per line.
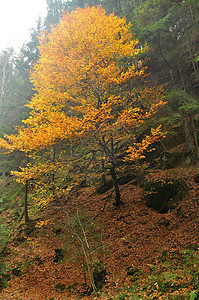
0, 0, 47, 51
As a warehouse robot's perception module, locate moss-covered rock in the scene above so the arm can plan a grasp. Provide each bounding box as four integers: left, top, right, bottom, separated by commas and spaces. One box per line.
126, 266, 139, 276
12, 267, 22, 277
159, 151, 186, 170
53, 248, 65, 263
93, 261, 107, 290
55, 282, 65, 292
0, 273, 10, 291
194, 174, 199, 184
96, 174, 136, 194
143, 178, 188, 213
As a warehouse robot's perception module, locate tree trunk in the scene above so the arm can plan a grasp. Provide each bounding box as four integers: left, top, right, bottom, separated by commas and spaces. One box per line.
0, 61, 6, 102
100, 153, 106, 186
110, 136, 121, 206
97, 136, 121, 206
178, 60, 186, 90
190, 116, 199, 161
188, 3, 199, 37
117, 0, 122, 14
24, 181, 29, 224
50, 146, 56, 197
110, 165, 121, 206
183, 116, 196, 164
185, 30, 199, 83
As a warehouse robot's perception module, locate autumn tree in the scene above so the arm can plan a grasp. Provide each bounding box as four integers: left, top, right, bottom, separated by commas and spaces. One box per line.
0, 6, 165, 208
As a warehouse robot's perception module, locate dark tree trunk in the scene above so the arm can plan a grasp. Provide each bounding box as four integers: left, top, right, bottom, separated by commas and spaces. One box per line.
50, 146, 56, 197
100, 154, 106, 186
110, 136, 121, 206
24, 181, 29, 224
98, 136, 121, 206
190, 116, 199, 161
110, 165, 121, 206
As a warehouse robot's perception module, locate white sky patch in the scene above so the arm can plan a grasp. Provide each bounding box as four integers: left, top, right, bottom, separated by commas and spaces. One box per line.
0, 0, 47, 51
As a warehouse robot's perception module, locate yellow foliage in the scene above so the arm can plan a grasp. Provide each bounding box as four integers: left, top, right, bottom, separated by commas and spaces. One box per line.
0, 6, 166, 199
35, 219, 54, 228
124, 126, 165, 161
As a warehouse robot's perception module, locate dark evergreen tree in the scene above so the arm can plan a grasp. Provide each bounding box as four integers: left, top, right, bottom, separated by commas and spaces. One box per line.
131, 0, 199, 163
20, 18, 43, 71
0, 18, 44, 176
44, 0, 66, 31
0, 48, 14, 104
65, 0, 102, 11
132, 0, 199, 93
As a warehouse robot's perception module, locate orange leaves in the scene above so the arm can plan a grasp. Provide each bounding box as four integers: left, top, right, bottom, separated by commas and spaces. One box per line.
7, 6, 153, 156
30, 5, 144, 112
0, 6, 166, 195
136, 86, 166, 108
5, 111, 80, 153
124, 125, 165, 161
116, 107, 144, 129
11, 162, 57, 184
74, 95, 123, 136
0, 138, 14, 152
116, 86, 166, 131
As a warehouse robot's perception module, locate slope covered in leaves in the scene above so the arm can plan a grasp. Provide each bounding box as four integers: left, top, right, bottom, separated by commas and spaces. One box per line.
0, 165, 198, 300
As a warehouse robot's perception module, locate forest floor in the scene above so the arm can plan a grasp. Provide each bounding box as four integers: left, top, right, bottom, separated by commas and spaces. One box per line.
0, 166, 199, 300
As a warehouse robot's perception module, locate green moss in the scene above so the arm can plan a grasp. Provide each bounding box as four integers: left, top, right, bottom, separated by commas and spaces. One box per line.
143, 178, 188, 213
55, 282, 66, 292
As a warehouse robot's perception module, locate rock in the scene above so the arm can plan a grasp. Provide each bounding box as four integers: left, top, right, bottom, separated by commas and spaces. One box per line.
121, 252, 129, 257
126, 266, 139, 276
157, 217, 171, 227
53, 248, 65, 263
53, 227, 62, 235
143, 178, 188, 213
0, 273, 11, 291
96, 174, 136, 194
24, 222, 35, 235
121, 237, 129, 246
55, 282, 65, 292
159, 151, 186, 170
117, 174, 136, 185
96, 180, 113, 194
93, 261, 107, 290
194, 174, 199, 184
12, 267, 22, 276
33, 256, 44, 266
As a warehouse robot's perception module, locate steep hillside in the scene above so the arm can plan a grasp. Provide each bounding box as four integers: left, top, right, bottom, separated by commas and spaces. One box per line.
0, 166, 198, 299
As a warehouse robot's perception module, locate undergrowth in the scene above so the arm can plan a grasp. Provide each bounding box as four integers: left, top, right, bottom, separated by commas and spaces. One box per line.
100, 246, 199, 300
